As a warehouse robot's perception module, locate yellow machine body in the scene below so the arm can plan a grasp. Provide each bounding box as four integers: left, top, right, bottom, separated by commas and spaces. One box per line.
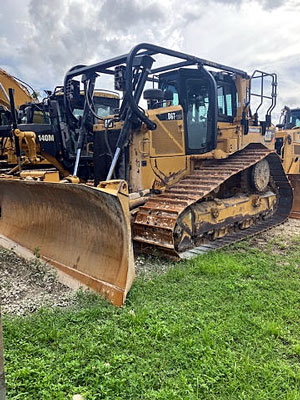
0, 45, 292, 305
0, 68, 33, 110
276, 127, 300, 218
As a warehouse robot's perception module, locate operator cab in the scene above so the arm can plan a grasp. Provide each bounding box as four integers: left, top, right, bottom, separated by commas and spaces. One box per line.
284, 108, 300, 129
158, 69, 237, 154
158, 69, 216, 154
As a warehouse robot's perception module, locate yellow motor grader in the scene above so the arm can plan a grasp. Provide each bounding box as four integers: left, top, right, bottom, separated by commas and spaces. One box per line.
276, 106, 300, 218
0, 79, 119, 178
0, 44, 293, 305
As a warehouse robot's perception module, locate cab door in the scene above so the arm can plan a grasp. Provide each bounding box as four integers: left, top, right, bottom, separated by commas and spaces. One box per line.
179, 69, 217, 155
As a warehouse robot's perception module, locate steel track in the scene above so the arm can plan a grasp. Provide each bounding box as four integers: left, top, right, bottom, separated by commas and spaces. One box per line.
133, 145, 293, 258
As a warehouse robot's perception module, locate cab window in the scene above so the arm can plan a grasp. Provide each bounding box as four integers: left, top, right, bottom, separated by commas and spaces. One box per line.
186, 78, 210, 150
290, 111, 300, 128
159, 80, 179, 106
217, 82, 236, 122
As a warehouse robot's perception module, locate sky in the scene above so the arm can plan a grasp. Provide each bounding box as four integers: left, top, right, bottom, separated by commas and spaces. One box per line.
1, 0, 300, 120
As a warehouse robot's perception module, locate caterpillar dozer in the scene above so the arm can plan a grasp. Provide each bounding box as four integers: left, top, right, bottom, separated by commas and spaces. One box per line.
0, 44, 293, 306
276, 106, 300, 218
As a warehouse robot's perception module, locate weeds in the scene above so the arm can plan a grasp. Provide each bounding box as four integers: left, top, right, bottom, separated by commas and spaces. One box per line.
33, 247, 40, 258
2, 243, 300, 399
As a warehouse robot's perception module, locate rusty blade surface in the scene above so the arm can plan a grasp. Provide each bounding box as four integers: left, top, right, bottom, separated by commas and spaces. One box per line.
288, 174, 300, 219
0, 180, 134, 306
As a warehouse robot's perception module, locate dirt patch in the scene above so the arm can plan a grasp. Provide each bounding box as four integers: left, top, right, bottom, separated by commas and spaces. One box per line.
135, 253, 174, 277
248, 218, 300, 253
0, 249, 76, 316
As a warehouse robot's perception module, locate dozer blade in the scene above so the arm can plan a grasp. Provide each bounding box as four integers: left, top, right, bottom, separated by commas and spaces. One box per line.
0, 179, 134, 306
288, 174, 300, 219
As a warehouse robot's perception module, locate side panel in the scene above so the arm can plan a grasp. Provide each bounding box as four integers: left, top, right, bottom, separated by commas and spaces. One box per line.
288, 174, 300, 219
129, 106, 189, 192
149, 107, 185, 157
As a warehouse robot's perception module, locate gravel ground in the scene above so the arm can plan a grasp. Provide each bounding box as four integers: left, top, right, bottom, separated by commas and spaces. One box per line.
0, 250, 76, 315
248, 218, 300, 250
0, 218, 299, 315
135, 253, 174, 278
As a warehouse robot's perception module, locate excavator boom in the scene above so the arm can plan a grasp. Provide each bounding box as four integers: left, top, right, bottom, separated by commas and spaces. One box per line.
0, 68, 33, 110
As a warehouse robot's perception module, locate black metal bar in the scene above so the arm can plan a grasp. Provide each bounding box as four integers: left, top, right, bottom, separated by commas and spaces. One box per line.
73, 74, 96, 176
254, 70, 264, 114
64, 50, 155, 82
65, 54, 129, 80
124, 46, 160, 131
106, 55, 154, 180
198, 65, 218, 149
266, 73, 277, 116
63, 42, 248, 83
8, 89, 17, 131
8, 88, 22, 171
250, 69, 277, 127
151, 60, 194, 74
251, 94, 273, 99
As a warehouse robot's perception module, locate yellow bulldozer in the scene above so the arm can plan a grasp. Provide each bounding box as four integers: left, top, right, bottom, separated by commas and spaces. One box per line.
275, 106, 300, 218
0, 44, 293, 306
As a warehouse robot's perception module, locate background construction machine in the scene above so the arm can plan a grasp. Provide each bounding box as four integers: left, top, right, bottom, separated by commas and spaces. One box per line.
0, 68, 34, 113
0, 43, 293, 306
279, 106, 300, 130
0, 78, 119, 179
0, 68, 36, 142
276, 106, 300, 218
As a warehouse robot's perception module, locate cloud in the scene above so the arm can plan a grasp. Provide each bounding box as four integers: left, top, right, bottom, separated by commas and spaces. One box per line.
3, 0, 178, 89
260, 0, 285, 9
179, 0, 300, 118
212, 0, 285, 9
0, 0, 299, 119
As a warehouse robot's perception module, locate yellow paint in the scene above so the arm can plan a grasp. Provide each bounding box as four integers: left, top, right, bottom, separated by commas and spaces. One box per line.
276, 128, 300, 174
20, 170, 60, 182
0, 68, 33, 110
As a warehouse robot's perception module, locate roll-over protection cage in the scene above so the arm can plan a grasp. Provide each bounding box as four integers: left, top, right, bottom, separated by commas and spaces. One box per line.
62, 43, 275, 180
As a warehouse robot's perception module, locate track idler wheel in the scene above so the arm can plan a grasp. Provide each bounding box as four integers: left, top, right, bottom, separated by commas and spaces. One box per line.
250, 159, 270, 192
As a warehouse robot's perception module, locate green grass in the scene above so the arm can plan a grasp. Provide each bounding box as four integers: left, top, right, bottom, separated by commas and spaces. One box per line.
2, 239, 300, 399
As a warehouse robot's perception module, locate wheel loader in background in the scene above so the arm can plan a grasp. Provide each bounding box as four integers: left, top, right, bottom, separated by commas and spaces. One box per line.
0, 44, 293, 306
275, 106, 300, 218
